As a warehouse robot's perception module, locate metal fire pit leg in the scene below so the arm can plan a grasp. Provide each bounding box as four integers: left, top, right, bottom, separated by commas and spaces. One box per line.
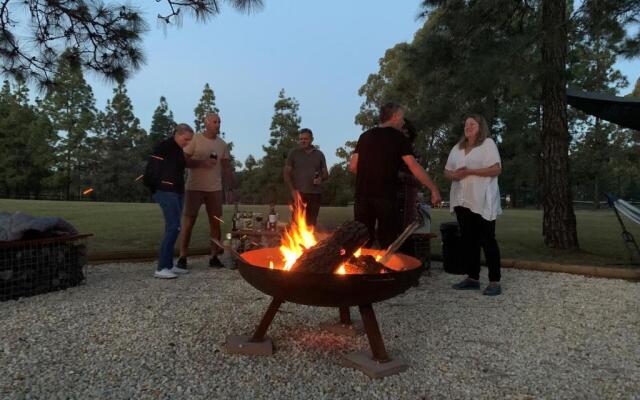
340, 306, 352, 324
319, 307, 363, 336
225, 298, 283, 356
341, 304, 408, 379
358, 304, 390, 362
251, 297, 283, 342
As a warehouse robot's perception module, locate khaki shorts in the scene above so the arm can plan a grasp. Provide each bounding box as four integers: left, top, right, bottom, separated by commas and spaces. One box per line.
183, 190, 223, 218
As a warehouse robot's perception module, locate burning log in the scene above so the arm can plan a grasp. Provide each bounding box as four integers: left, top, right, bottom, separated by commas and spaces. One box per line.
291, 221, 369, 274
344, 255, 394, 275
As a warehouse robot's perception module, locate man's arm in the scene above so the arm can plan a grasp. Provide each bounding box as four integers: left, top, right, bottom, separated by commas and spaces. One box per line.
402, 155, 442, 205
184, 152, 215, 168
349, 153, 358, 174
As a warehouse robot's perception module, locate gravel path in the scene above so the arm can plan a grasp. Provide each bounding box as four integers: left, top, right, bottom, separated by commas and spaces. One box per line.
1, 258, 639, 399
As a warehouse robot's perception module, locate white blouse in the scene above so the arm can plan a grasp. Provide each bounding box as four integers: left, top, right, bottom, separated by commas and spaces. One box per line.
445, 138, 502, 221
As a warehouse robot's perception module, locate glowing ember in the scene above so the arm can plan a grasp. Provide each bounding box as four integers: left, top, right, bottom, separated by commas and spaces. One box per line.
82, 188, 94, 195
161, 180, 174, 186
213, 216, 224, 224
150, 155, 164, 161
269, 260, 274, 269
279, 194, 318, 271
134, 174, 144, 182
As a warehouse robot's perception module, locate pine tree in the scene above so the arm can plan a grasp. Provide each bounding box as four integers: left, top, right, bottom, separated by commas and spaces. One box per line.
41, 49, 97, 200
1, 1, 263, 87
244, 155, 257, 171
193, 83, 219, 133
149, 96, 176, 150
93, 82, 147, 201
0, 81, 55, 196
568, 13, 629, 208
0, 81, 14, 194
540, 0, 579, 248
259, 89, 302, 204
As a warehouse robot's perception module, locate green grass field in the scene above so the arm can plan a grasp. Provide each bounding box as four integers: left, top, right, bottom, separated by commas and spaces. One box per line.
1, 199, 639, 267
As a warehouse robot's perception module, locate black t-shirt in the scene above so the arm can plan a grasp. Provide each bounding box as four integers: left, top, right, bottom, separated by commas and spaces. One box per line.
143, 137, 186, 194
354, 126, 414, 199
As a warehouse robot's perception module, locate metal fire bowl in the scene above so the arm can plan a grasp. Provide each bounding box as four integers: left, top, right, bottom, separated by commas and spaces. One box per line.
238, 248, 423, 307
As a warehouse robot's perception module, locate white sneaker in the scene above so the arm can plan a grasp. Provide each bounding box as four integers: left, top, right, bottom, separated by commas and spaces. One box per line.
154, 268, 177, 279
171, 266, 189, 274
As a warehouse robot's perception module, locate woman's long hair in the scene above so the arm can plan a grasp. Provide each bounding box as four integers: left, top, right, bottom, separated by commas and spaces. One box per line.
458, 114, 490, 150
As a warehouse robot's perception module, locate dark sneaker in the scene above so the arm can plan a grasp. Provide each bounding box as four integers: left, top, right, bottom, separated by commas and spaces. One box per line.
452, 278, 480, 290
176, 257, 188, 270
209, 256, 224, 268
483, 284, 502, 296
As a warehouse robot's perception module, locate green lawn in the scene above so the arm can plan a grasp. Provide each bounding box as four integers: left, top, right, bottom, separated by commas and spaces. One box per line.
1, 199, 639, 267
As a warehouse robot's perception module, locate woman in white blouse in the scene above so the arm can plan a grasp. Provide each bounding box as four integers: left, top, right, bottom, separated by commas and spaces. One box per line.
444, 115, 502, 296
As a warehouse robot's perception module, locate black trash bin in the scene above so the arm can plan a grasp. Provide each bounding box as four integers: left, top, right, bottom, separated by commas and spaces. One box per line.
440, 221, 466, 274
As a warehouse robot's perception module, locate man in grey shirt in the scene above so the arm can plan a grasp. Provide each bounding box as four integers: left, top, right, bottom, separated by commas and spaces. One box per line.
284, 128, 329, 227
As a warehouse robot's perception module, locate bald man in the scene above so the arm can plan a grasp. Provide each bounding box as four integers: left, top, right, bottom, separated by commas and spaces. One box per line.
178, 112, 235, 269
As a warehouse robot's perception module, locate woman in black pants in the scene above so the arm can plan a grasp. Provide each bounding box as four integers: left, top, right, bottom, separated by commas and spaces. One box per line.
444, 115, 503, 296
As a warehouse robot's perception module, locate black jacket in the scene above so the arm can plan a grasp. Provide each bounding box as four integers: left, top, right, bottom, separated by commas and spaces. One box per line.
143, 137, 186, 194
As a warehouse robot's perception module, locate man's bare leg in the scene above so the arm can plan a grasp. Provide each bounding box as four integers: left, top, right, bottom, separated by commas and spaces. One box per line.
179, 215, 197, 258
208, 217, 222, 257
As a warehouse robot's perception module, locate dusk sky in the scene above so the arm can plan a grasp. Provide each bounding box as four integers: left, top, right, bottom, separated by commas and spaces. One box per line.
84, 1, 640, 168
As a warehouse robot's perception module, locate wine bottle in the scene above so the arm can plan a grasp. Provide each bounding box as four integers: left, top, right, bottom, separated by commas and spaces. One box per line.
268, 204, 277, 231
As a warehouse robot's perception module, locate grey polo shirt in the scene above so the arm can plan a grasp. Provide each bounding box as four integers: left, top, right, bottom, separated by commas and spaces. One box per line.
286, 147, 327, 194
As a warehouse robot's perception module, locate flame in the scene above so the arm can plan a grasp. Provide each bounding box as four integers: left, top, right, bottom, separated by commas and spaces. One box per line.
279, 194, 317, 271
82, 188, 94, 195
277, 196, 369, 274
269, 260, 274, 270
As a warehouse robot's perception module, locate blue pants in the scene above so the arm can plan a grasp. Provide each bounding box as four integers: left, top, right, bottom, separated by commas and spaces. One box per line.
153, 191, 184, 271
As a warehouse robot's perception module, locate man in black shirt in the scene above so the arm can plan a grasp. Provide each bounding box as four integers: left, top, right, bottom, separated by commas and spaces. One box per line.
144, 123, 194, 279
350, 103, 441, 248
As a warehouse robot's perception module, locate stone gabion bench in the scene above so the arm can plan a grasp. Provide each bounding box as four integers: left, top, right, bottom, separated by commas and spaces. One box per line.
0, 234, 91, 301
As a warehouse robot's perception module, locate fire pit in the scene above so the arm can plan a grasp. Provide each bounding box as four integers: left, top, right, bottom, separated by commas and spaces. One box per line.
225, 246, 424, 378
224, 198, 430, 378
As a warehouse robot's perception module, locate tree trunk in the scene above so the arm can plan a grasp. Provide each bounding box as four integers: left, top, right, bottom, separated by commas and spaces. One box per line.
541, 0, 579, 248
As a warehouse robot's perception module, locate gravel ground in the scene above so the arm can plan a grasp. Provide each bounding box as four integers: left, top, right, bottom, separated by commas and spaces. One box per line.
1, 257, 639, 400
